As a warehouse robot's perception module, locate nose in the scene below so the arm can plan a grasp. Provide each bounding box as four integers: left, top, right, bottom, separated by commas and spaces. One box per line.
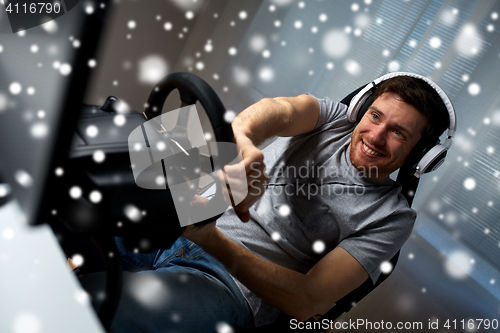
368, 126, 386, 147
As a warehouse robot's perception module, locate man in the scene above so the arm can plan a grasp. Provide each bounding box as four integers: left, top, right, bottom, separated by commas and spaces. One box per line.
81, 75, 450, 332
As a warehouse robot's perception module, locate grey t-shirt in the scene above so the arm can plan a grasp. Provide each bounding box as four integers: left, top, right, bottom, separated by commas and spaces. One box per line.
215, 96, 416, 326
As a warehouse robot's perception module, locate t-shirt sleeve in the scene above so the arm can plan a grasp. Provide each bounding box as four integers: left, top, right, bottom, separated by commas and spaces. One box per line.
307, 93, 348, 130
337, 208, 416, 284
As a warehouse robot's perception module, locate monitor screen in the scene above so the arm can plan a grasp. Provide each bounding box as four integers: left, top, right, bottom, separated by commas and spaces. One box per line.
0, 1, 109, 225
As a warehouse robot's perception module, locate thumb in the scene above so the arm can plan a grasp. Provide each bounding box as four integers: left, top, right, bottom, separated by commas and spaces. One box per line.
190, 194, 209, 207
235, 209, 251, 222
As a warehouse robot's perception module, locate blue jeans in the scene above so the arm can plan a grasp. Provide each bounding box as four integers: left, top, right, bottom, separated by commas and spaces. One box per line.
80, 237, 254, 333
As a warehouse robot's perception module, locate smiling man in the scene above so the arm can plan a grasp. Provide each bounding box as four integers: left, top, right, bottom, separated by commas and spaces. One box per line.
82, 74, 451, 332
180, 74, 450, 329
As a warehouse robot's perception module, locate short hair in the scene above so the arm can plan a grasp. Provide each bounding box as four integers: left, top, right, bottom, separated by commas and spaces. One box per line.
372, 76, 450, 141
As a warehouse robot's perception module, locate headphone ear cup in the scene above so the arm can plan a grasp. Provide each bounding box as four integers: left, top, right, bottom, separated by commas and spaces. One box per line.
347, 83, 376, 123
347, 91, 375, 123
427, 150, 447, 171
356, 93, 375, 124
414, 144, 448, 177
405, 138, 438, 169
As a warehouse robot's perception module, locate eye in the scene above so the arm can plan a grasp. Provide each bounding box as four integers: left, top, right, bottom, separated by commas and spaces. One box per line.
394, 130, 407, 140
371, 112, 379, 120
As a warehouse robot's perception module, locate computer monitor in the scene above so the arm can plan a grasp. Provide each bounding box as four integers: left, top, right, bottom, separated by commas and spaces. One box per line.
0, 1, 112, 332
0, 1, 109, 226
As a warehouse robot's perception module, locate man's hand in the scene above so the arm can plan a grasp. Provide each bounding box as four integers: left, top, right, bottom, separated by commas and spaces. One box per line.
222, 94, 319, 222
223, 132, 268, 222
182, 131, 269, 242
181, 194, 217, 245
68, 257, 78, 270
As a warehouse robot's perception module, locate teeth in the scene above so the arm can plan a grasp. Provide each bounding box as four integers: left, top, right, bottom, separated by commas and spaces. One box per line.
363, 142, 381, 156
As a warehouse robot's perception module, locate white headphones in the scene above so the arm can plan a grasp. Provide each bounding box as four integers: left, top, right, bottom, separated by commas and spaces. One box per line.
346, 72, 457, 178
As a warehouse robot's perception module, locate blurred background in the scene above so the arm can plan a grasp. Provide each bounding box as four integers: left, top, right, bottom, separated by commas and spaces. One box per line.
1, 0, 500, 332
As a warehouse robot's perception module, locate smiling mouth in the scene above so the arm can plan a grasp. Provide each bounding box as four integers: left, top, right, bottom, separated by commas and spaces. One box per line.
361, 140, 384, 157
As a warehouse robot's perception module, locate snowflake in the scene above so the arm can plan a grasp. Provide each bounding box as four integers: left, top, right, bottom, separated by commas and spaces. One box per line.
69, 186, 82, 199
312, 240, 325, 253
380, 261, 393, 274
89, 191, 102, 203
322, 30, 351, 58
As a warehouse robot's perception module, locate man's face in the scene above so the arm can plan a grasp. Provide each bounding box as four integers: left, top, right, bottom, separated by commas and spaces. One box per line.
349, 91, 427, 181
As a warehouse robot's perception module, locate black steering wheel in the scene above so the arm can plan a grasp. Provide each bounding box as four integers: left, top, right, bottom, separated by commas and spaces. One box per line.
117, 72, 240, 252
145, 72, 234, 144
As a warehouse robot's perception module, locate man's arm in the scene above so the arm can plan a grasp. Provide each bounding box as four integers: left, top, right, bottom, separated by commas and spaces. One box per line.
183, 224, 369, 321
184, 95, 367, 320
231, 94, 320, 146
227, 94, 320, 221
